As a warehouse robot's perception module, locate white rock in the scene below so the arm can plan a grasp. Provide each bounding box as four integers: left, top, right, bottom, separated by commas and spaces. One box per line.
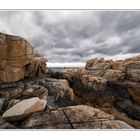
2, 97, 47, 121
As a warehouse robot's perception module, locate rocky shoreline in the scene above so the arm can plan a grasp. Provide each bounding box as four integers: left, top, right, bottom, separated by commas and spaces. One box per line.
0, 33, 140, 129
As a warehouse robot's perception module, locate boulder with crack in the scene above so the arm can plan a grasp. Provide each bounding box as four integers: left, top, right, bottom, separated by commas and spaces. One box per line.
20, 105, 134, 129
0, 32, 47, 83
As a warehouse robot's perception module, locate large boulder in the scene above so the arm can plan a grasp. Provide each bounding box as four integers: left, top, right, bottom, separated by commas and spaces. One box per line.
20, 105, 133, 129
0, 33, 47, 83
2, 97, 47, 121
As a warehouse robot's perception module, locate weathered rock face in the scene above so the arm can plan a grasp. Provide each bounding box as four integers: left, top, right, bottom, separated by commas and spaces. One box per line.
50, 69, 108, 106
84, 55, 140, 121
85, 55, 140, 106
0, 33, 47, 83
50, 55, 140, 124
39, 78, 75, 107
20, 105, 133, 129
0, 77, 75, 114
2, 97, 47, 121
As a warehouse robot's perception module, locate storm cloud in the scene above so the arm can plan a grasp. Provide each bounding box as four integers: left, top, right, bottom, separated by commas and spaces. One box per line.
0, 10, 140, 62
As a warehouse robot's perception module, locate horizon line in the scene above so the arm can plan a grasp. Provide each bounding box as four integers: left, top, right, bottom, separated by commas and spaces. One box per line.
47, 62, 86, 67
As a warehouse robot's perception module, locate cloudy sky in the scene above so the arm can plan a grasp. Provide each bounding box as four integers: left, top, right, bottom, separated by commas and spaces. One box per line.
0, 10, 140, 66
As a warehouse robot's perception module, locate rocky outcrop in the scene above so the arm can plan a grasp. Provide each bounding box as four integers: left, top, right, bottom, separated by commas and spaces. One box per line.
0, 77, 75, 114
50, 69, 108, 105
0, 76, 134, 129
85, 55, 140, 105
50, 55, 140, 126
0, 33, 47, 83
20, 105, 133, 129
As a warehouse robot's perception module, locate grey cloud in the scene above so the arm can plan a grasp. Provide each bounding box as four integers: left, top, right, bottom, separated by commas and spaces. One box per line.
0, 10, 140, 62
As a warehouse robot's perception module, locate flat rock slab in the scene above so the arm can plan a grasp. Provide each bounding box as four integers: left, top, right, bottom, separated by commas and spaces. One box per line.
2, 97, 47, 121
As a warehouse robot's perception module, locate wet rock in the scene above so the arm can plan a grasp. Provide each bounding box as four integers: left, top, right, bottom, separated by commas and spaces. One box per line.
2, 97, 47, 121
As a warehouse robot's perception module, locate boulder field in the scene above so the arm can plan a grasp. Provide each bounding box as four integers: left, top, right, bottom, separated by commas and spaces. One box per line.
0, 33, 140, 129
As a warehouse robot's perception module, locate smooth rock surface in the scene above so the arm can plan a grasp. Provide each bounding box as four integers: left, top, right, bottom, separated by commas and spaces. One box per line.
2, 97, 47, 121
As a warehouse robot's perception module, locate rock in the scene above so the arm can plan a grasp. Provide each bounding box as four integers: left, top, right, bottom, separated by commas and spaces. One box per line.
0, 98, 4, 111
101, 120, 134, 129
85, 55, 140, 83
6, 99, 21, 110
51, 69, 108, 106
0, 82, 17, 88
103, 69, 125, 82
127, 69, 140, 82
0, 116, 16, 129
123, 81, 140, 105
0, 85, 24, 101
2, 97, 47, 121
21, 105, 133, 129
84, 55, 140, 120
0, 33, 47, 83
40, 78, 75, 107
111, 60, 126, 72
107, 82, 140, 120
0, 78, 49, 102
85, 58, 113, 71
50, 55, 140, 122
